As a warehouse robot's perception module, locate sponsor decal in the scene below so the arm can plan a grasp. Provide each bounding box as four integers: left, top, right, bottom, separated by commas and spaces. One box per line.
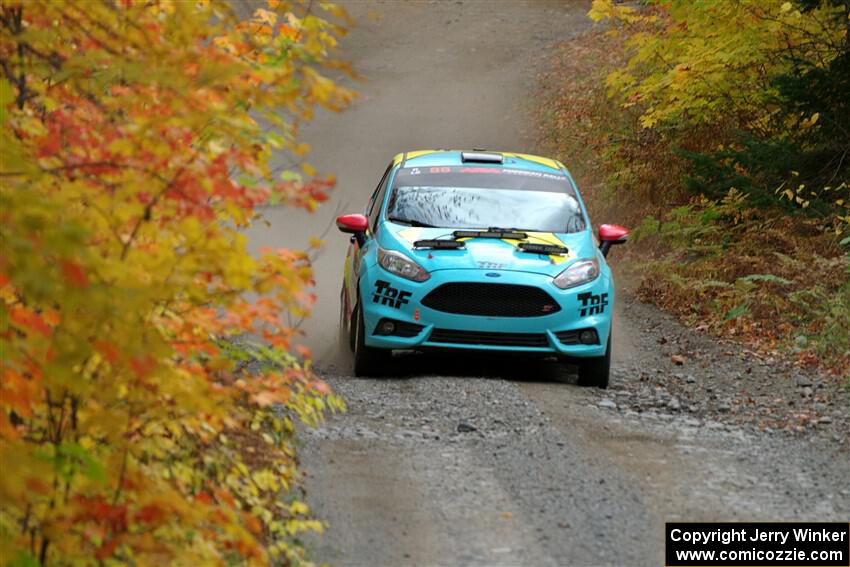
578, 292, 608, 316
373, 280, 411, 309
478, 261, 506, 269
501, 168, 564, 181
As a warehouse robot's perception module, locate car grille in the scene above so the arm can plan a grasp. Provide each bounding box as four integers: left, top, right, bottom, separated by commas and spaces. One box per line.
421, 283, 561, 317
428, 328, 549, 348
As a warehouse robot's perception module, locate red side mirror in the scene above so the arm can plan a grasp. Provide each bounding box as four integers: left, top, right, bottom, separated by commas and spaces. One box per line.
598, 224, 629, 258
336, 213, 368, 234
599, 224, 629, 242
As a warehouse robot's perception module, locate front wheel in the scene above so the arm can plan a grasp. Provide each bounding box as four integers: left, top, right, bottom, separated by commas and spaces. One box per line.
577, 333, 611, 389
352, 301, 390, 377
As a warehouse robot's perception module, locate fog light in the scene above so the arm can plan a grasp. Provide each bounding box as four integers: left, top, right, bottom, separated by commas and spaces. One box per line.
378, 320, 396, 335
579, 329, 598, 345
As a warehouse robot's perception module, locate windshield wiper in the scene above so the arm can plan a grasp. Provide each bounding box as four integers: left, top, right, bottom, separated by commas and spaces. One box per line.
413, 239, 465, 250
517, 242, 568, 255
387, 216, 438, 228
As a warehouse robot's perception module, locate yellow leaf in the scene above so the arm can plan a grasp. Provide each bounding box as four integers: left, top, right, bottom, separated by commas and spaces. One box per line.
290, 501, 309, 515
253, 8, 277, 26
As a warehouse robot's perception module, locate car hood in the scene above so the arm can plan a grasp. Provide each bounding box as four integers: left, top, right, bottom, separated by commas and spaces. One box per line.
380, 225, 597, 277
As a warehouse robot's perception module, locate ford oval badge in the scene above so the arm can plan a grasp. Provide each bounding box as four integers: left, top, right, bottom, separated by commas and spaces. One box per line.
485, 272, 501, 278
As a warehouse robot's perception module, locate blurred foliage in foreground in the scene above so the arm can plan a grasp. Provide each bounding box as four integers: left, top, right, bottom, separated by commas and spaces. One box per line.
539, 0, 849, 375
0, 1, 352, 564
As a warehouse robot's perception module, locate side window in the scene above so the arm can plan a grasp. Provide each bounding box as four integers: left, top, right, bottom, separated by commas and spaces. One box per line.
367, 163, 393, 233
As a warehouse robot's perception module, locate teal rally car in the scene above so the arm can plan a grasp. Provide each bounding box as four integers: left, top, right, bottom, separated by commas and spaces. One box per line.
336, 150, 629, 388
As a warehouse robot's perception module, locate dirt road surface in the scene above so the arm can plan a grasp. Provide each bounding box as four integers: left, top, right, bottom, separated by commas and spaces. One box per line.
244, 1, 850, 565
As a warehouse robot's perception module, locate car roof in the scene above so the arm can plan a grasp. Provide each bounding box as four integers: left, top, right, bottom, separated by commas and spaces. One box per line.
391, 150, 567, 175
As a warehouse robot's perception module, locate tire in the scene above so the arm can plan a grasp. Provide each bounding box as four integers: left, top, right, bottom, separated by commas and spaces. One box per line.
577, 333, 611, 389
340, 285, 355, 353
352, 301, 390, 377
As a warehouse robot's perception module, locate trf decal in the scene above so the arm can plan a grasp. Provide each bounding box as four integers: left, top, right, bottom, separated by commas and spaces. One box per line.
578, 292, 608, 316
373, 280, 412, 309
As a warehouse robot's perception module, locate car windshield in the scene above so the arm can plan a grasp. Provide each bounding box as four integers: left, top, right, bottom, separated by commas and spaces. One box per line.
385, 166, 586, 233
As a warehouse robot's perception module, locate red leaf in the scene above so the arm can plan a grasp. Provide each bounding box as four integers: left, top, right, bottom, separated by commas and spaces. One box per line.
61, 260, 90, 288
130, 355, 156, 377
135, 504, 165, 525
95, 538, 119, 561
95, 340, 121, 364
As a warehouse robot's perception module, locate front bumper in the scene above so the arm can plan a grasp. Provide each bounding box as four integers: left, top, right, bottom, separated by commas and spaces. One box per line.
358, 267, 613, 358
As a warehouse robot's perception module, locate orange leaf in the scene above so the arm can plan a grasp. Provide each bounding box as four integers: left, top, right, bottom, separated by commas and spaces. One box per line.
25, 477, 51, 495
295, 344, 312, 359
278, 23, 298, 40
43, 309, 60, 326
0, 413, 21, 440
242, 511, 262, 534
214, 488, 235, 507
10, 306, 52, 337
251, 390, 279, 407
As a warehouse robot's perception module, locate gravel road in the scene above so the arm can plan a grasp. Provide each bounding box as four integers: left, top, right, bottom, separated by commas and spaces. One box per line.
243, 1, 850, 565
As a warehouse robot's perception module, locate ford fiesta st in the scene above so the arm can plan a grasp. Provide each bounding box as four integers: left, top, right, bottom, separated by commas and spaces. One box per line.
336, 150, 629, 388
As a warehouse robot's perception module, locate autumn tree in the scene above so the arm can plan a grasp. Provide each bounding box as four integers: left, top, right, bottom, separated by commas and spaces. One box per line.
581, 0, 849, 370
590, 0, 850, 221
0, 0, 352, 564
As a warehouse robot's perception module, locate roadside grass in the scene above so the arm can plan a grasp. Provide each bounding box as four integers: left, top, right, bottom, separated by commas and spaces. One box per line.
536, 30, 850, 378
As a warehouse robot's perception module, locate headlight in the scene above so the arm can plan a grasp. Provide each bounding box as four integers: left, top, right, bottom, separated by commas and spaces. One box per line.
553, 258, 599, 289
378, 247, 430, 282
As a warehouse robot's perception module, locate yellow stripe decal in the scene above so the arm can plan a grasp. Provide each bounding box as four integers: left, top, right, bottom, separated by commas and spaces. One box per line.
502, 152, 561, 170
397, 227, 424, 243
450, 231, 572, 265
394, 150, 442, 166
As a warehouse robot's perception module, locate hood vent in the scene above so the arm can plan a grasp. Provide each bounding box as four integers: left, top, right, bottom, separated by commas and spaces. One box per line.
461, 151, 503, 164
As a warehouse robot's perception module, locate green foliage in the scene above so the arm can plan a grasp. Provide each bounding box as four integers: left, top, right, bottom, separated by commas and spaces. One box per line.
724, 304, 752, 323
632, 195, 849, 371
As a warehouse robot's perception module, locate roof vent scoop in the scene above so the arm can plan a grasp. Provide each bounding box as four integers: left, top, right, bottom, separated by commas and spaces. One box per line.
461, 151, 503, 164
